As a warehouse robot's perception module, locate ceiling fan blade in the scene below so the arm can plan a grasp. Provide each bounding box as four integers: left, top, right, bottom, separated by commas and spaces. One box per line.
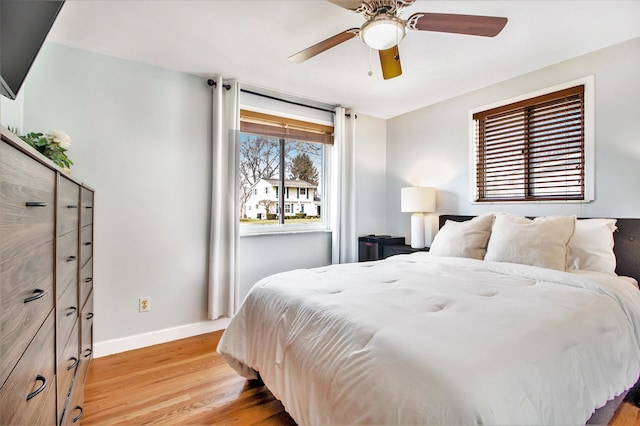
379, 46, 402, 80
288, 28, 359, 63
407, 13, 507, 37
327, 0, 363, 11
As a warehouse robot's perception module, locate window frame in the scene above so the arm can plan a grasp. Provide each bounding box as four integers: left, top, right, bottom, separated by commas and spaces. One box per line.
239, 107, 332, 236
469, 76, 594, 204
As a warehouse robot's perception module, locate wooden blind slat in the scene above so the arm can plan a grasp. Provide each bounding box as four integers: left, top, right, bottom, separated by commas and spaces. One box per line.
478, 143, 582, 167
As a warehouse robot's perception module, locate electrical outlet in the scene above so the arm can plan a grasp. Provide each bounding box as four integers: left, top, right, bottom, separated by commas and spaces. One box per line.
139, 296, 150, 313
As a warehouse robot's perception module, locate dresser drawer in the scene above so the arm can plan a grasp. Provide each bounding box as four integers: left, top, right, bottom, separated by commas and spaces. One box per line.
56, 281, 78, 354
78, 292, 94, 386
57, 321, 79, 422
0, 142, 55, 264
57, 177, 80, 237
57, 230, 79, 296
0, 313, 56, 426
62, 383, 84, 426
80, 224, 93, 267
80, 187, 94, 226
0, 241, 54, 386
79, 260, 93, 310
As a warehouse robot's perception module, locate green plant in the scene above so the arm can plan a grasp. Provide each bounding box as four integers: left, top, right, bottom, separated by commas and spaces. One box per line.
19, 130, 73, 169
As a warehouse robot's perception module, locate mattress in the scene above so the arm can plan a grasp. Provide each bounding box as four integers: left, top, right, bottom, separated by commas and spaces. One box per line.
218, 253, 640, 425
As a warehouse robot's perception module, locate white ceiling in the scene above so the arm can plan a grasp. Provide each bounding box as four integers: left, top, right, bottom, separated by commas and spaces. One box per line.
47, 0, 640, 119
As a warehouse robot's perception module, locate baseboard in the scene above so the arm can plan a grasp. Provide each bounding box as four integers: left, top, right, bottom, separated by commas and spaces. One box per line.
93, 317, 232, 358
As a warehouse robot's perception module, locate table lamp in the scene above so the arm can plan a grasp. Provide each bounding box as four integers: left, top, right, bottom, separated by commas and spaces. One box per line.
401, 187, 436, 249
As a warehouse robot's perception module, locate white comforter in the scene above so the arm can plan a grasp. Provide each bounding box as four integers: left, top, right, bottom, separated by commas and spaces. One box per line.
218, 254, 640, 425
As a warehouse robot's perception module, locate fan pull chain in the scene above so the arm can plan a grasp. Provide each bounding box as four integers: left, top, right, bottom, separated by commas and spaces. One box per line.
368, 47, 373, 77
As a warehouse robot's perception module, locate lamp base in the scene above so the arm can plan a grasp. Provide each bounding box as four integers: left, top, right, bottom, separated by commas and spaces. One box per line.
410, 212, 426, 249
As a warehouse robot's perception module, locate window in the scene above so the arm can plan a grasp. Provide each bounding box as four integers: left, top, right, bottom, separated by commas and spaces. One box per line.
472, 82, 591, 202
239, 109, 333, 228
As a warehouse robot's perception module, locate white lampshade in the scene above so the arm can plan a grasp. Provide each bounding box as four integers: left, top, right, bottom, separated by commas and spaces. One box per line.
401, 187, 436, 213
360, 15, 406, 50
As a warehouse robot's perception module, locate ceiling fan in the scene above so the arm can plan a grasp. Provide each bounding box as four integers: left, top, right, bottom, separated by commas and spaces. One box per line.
288, 0, 508, 80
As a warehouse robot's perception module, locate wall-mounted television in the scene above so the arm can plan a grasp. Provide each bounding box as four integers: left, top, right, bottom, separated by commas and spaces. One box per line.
0, 0, 65, 100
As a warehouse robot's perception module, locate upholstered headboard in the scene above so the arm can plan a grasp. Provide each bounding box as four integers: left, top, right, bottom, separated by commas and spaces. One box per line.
438, 215, 640, 283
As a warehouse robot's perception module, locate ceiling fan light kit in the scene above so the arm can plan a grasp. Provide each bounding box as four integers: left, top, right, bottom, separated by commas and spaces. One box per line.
360, 14, 406, 50
289, 0, 508, 80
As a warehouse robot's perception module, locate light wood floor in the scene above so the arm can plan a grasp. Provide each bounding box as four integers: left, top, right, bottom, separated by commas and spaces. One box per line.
83, 331, 640, 425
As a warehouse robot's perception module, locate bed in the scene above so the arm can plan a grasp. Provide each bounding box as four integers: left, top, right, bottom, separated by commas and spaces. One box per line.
218, 213, 640, 425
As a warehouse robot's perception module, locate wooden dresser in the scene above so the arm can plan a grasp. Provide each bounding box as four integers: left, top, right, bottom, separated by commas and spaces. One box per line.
0, 126, 94, 425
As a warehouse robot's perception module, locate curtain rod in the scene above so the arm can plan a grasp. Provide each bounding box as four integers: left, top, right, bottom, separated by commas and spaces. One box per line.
240, 88, 336, 114
207, 79, 339, 115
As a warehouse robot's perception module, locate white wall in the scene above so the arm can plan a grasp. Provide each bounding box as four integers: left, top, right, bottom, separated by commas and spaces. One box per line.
238, 232, 332, 301
354, 114, 387, 237
386, 37, 640, 243
0, 88, 25, 132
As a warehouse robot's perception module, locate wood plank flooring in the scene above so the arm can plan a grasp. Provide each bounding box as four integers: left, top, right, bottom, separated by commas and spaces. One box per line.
83, 331, 294, 425
83, 331, 640, 425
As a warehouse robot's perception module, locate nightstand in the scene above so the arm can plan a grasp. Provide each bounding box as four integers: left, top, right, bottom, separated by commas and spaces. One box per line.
358, 235, 406, 262
382, 244, 429, 259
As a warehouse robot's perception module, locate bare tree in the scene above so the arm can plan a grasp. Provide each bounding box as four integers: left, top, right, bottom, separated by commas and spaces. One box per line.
257, 199, 277, 217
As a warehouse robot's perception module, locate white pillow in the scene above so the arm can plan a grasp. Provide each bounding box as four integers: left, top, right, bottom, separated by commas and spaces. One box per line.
429, 214, 494, 260
485, 213, 576, 271
567, 218, 617, 274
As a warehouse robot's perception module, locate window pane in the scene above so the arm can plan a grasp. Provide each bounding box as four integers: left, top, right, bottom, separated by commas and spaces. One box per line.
283, 140, 322, 224
239, 134, 323, 226
239, 134, 280, 223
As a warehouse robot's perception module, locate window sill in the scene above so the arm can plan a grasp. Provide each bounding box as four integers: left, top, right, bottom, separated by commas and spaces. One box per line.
470, 199, 593, 204
240, 228, 331, 238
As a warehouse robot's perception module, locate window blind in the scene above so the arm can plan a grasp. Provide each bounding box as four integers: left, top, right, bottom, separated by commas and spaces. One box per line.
240, 109, 334, 145
473, 85, 585, 201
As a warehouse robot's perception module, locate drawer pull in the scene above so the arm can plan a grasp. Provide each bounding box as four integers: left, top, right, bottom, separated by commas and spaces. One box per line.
67, 204, 78, 209
25, 201, 47, 207
65, 306, 77, 317
67, 357, 79, 371
84, 277, 93, 283
86, 312, 94, 320
26, 375, 47, 401
83, 241, 92, 246
72, 406, 84, 423
84, 205, 93, 209
24, 289, 46, 303
66, 255, 77, 262
83, 348, 93, 358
